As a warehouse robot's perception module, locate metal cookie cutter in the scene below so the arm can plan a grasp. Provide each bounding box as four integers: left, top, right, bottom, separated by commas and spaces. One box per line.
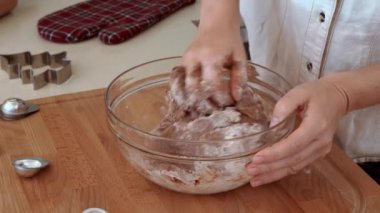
0, 51, 72, 90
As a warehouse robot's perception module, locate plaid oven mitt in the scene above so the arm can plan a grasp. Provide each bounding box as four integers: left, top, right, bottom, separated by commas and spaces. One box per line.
37, 0, 195, 44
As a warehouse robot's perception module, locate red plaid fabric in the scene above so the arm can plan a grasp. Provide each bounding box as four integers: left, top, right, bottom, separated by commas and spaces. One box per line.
37, 0, 195, 44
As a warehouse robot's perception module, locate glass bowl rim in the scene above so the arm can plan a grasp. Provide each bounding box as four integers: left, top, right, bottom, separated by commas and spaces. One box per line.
105, 56, 295, 143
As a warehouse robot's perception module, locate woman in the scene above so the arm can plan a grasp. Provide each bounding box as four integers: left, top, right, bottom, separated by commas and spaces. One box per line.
179, 0, 380, 186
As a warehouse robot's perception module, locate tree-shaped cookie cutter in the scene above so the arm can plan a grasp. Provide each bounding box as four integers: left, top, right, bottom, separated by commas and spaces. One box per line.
0, 51, 72, 90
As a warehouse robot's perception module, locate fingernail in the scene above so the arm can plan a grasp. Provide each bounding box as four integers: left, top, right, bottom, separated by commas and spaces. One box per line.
269, 117, 280, 127
252, 156, 264, 164
232, 86, 243, 101
236, 86, 243, 98
247, 167, 260, 176
250, 179, 262, 187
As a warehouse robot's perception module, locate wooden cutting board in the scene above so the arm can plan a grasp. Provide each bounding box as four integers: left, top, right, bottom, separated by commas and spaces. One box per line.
1, 89, 380, 213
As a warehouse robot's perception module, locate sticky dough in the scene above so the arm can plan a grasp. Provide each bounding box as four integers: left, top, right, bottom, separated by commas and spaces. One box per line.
153, 70, 273, 141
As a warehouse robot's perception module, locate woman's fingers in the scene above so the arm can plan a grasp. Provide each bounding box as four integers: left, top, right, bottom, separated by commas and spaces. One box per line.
170, 66, 187, 107
184, 63, 202, 108
230, 61, 247, 101
249, 149, 328, 187
247, 137, 332, 177
249, 139, 331, 187
270, 86, 309, 127
252, 111, 321, 164
175, 55, 240, 110
201, 55, 234, 106
246, 103, 332, 187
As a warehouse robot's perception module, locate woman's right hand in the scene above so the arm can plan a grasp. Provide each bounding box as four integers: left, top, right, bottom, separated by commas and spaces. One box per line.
0, 0, 17, 17
173, 0, 247, 112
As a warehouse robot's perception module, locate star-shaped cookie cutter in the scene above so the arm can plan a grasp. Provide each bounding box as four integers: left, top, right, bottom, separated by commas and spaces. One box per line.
0, 51, 72, 90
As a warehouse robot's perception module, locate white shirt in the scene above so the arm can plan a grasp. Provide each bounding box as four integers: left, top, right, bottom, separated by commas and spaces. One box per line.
240, 0, 380, 162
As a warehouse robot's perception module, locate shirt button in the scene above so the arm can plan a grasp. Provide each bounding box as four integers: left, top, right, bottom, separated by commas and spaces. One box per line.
319, 11, 325, 22
306, 62, 313, 71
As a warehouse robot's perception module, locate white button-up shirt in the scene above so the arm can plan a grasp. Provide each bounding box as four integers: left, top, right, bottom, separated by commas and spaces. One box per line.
240, 0, 380, 162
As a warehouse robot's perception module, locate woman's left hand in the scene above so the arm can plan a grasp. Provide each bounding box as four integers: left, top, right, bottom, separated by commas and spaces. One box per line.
246, 78, 349, 187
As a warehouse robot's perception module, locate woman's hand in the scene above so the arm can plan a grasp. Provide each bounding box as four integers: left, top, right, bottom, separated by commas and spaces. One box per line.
181, 23, 247, 101
246, 78, 349, 187
174, 0, 247, 111
0, 0, 17, 17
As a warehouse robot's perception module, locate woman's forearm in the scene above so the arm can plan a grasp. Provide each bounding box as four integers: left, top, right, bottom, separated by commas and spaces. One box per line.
323, 65, 380, 113
199, 0, 241, 33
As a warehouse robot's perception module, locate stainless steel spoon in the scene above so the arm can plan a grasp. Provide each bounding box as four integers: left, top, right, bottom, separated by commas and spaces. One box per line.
12, 157, 49, 178
0, 98, 39, 120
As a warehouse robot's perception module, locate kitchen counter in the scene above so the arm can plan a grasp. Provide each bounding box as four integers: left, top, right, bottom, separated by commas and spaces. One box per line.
0, 0, 199, 101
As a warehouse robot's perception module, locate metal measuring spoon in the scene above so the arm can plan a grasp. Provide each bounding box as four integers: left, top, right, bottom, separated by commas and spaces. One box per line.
82, 208, 108, 213
12, 157, 49, 178
0, 98, 39, 120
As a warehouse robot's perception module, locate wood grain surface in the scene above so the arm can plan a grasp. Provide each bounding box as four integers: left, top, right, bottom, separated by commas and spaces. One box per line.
1, 89, 380, 213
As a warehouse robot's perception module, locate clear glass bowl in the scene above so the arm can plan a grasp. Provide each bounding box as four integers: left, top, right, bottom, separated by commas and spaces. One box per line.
105, 57, 295, 194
